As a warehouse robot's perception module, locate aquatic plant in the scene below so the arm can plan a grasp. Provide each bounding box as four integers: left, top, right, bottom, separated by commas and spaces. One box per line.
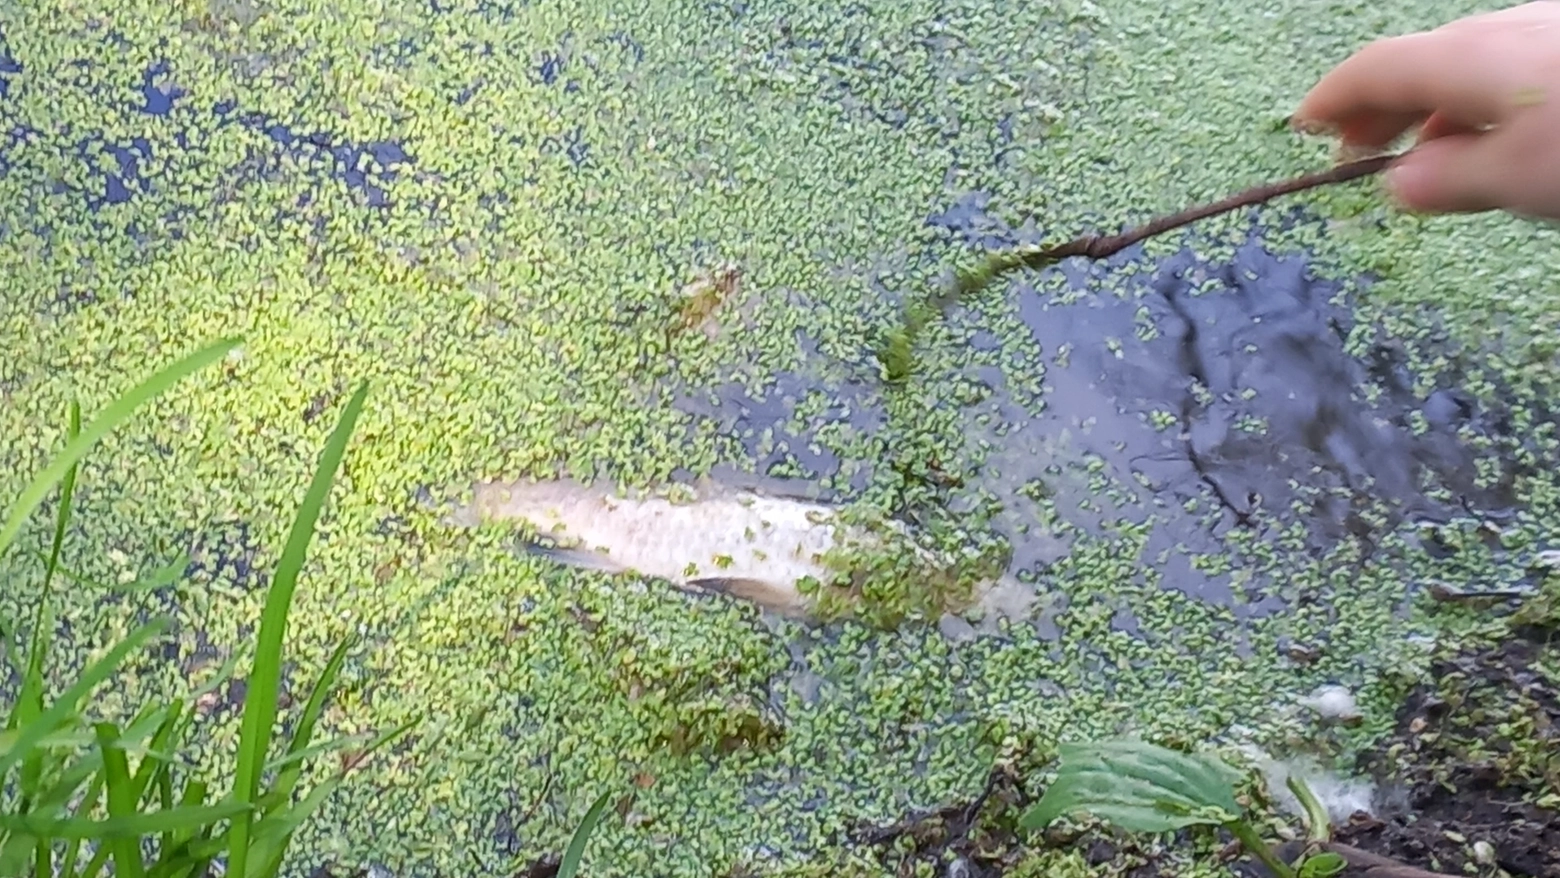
880, 152, 1399, 384
805, 502, 1013, 628
0, 340, 415, 878
1019, 738, 1348, 878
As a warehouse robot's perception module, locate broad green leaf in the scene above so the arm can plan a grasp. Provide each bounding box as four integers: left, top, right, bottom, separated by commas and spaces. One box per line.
558, 790, 615, 878
1061, 739, 1243, 814
0, 337, 240, 560
228, 381, 368, 878
1020, 771, 1223, 833
1019, 739, 1246, 833
1299, 851, 1347, 878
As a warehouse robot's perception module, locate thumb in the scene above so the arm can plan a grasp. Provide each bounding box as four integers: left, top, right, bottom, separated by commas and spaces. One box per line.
1384, 133, 1518, 214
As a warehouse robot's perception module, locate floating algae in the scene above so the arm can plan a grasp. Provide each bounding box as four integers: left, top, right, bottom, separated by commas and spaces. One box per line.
7, 1, 1560, 875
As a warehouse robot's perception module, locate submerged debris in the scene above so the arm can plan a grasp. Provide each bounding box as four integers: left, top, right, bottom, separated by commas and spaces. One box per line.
1299, 684, 1364, 726
672, 261, 743, 339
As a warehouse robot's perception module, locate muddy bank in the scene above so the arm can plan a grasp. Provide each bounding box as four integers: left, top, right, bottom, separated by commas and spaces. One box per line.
838, 618, 1558, 878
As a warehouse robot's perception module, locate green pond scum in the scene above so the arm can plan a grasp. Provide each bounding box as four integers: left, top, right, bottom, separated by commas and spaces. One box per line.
2, 0, 1559, 875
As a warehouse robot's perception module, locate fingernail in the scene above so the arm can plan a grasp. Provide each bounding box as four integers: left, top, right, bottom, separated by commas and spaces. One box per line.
1382, 161, 1423, 211
1333, 141, 1388, 163
1289, 116, 1338, 137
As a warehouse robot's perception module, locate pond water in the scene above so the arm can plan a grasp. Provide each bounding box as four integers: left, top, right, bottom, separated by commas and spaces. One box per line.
2, 1, 1558, 876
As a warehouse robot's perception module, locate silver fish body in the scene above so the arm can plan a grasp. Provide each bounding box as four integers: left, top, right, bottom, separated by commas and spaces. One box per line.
456, 477, 1035, 626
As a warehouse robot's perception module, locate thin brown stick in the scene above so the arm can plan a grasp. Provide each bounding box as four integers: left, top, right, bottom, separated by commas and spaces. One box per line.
950, 152, 1400, 296
1269, 839, 1465, 878
879, 151, 1404, 383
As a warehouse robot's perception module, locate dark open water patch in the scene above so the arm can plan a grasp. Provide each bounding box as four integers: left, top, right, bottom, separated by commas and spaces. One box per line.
0, 53, 414, 288
668, 191, 1553, 630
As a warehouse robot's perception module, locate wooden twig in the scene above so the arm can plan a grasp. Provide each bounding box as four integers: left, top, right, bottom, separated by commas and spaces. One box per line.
1270, 839, 1465, 878
878, 151, 1404, 383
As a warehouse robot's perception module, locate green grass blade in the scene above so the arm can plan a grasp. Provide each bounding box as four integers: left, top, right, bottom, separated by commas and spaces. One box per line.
96, 722, 147, 878
112, 779, 219, 878
227, 381, 369, 878
123, 702, 190, 864
164, 779, 210, 856
254, 713, 415, 816
0, 617, 170, 777
147, 847, 216, 878
0, 803, 252, 841
0, 614, 18, 678
33, 830, 50, 878
30, 749, 106, 814
244, 777, 341, 878
56, 708, 172, 876
58, 771, 105, 878
0, 337, 240, 560
154, 740, 179, 856
558, 790, 615, 878
42, 400, 83, 593
0, 833, 37, 876
183, 651, 242, 707
10, 401, 84, 828
10, 401, 84, 862
261, 732, 372, 780
106, 556, 189, 594
12, 600, 53, 784
261, 638, 352, 818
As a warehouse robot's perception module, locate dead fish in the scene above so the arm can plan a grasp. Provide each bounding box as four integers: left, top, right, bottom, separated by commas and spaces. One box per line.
453, 477, 1034, 627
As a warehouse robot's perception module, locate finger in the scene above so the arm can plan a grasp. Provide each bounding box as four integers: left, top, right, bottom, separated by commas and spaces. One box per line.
1293, 30, 1529, 133
1330, 109, 1428, 150
1415, 109, 1485, 144
1384, 133, 1515, 214
1445, 1, 1560, 30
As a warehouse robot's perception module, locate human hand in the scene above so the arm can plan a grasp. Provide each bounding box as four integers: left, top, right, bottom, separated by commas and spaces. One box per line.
1291, 2, 1560, 220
